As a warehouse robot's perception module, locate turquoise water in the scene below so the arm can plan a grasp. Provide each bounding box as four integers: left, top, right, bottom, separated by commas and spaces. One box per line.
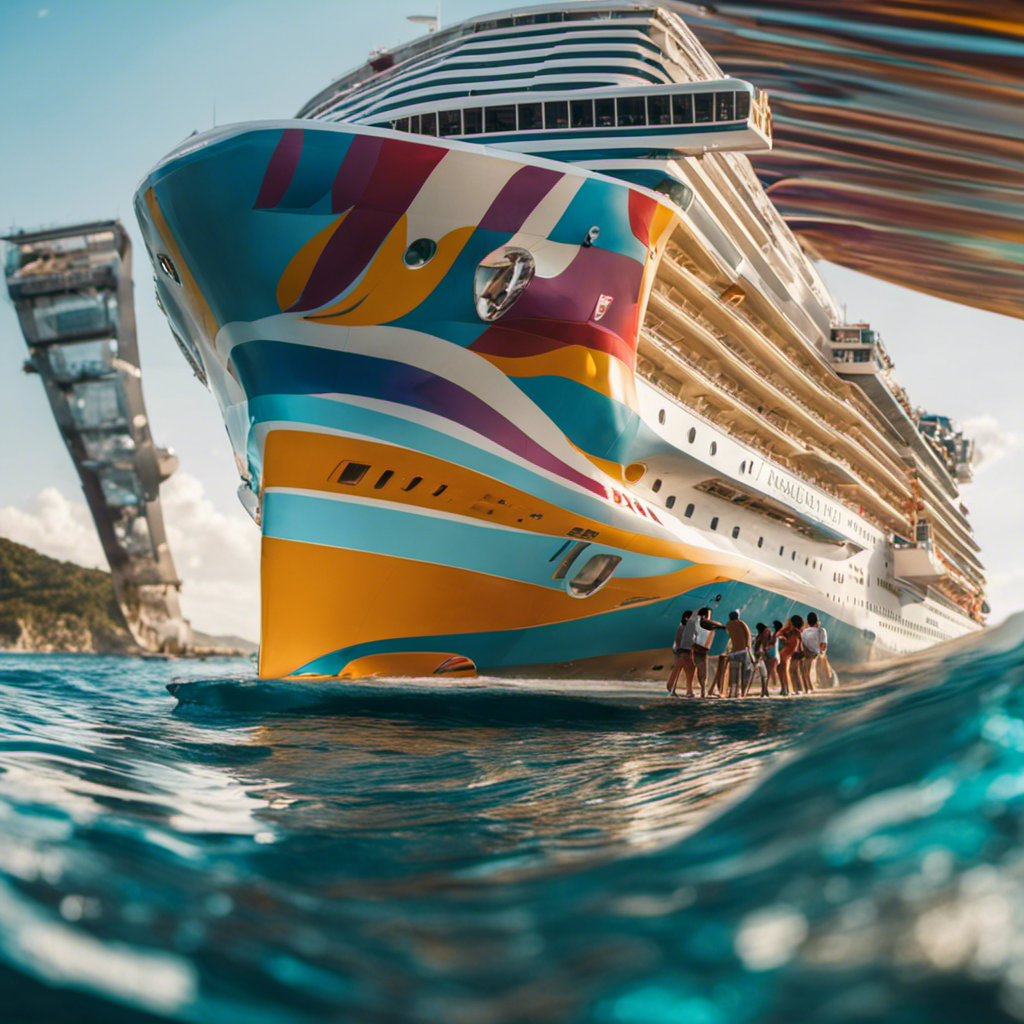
1, 619, 1023, 1022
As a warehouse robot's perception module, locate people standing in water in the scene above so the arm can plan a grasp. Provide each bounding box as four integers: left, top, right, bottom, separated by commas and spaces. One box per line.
666, 610, 693, 697
725, 610, 754, 696
671, 607, 727, 697
777, 614, 804, 696
800, 611, 830, 690
753, 622, 778, 696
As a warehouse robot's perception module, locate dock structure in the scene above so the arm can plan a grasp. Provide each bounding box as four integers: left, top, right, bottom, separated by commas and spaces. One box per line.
3, 221, 191, 653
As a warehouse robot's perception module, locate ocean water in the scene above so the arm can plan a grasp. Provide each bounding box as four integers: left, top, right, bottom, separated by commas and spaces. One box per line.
1, 620, 1023, 1024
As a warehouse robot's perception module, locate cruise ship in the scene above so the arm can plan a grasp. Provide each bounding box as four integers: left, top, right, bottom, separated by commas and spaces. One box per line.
134, 3, 986, 680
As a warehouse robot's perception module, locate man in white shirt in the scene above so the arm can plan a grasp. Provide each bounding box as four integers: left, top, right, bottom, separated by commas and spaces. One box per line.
799, 612, 829, 691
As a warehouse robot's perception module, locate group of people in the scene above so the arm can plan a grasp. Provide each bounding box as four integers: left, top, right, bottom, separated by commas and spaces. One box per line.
665, 607, 833, 698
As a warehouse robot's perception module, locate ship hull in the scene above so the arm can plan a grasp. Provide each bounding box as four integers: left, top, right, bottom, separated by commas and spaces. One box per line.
136, 121, 937, 679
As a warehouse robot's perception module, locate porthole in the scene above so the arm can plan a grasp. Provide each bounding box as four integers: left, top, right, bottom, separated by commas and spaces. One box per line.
732, 526, 740, 539
474, 246, 535, 321
403, 238, 437, 268
710, 516, 719, 531
779, 545, 785, 556
157, 254, 180, 284
684, 503, 694, 518
568, 553, 621, 597
714, 593, 722, 602
658, 409, 666, 425
791, 551, 797, 560
666, 496, 676, 509
402, 476, 423, 491
432, 484, 447, 497
740, 460, 746, 474
757, 537, 763, 548
338, 461, 370, 485
687, 427, 696, 444
710, 442, 717, 456
374, 469, 393, 489
652, 478, 662, 493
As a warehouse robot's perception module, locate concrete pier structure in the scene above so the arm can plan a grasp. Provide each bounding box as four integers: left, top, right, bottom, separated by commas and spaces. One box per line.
3, 221, 191, 652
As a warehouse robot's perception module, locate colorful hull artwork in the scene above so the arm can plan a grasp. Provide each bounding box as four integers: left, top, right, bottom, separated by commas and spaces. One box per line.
135, 121, 871, 680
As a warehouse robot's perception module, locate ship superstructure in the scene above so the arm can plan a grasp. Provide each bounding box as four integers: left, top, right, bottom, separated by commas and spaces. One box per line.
135, 3, 984, 679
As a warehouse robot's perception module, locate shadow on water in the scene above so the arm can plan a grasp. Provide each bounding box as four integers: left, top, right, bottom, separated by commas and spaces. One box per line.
0, 617, 1022, 1023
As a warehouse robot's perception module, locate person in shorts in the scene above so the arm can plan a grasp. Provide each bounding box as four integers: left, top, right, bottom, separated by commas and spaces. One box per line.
799, 612, 829, 691
777, 614, 804, 695
666, 610, 694, 697
679, 607, 727, 697
725, 610, 754, 696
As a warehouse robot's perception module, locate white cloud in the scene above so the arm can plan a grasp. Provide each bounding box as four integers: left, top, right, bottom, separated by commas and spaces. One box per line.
0, 474, 260, 642
963, 414, 1021, 474
0, 487, 105, 569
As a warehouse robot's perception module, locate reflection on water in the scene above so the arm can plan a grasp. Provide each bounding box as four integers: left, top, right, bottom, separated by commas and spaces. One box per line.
1, 618, 1023, 1022
672, 1, 1024, 319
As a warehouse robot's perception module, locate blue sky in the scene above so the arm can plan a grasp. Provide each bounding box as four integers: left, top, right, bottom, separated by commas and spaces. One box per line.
0, 0, 1020, 637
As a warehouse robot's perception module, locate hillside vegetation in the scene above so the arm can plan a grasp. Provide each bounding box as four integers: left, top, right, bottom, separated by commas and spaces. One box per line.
0, 536, 135, 653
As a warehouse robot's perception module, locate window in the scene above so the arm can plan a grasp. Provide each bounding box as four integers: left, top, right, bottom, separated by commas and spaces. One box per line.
374, 469, 393, 489
438, 110, 461, 136
571, 99, 594, 128
658, 409, 666, 425
736, 91, 751, 119
687, 427, 696, 443
684, 503, 694, 518
402, 476, 423, 491
395, 117, 409, 132
518, 102, 542, 130
432, 484, 447, 497
652, 478, 662, 493
758, 537, 763, 548
463, 108, 483, 134
647, 95, 671, 125
569, 553, 622, 597
595, 98, 615, 127
545, 101, 568, 129
740, 460, 746, 474
672, 93, 693, 124
791, 551, 797, 560
617, 97, 646, 126
710, 516, 719, 531
485, 105, 516, 133
732, 526, 740, 539
666, 496, 676, 509
694, 93, 714, 123
409, 114, 420, 134
715, 92, 735, 121
552, 541, 589, 580
710, 442, 717, 456
421, 112, 437, 136
338, 462, 370, 485
779, 545, 785, 556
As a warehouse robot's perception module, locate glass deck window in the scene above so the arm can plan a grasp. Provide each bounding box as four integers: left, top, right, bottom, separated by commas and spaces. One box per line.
545, 100, 568, 129
395, 117, 409, 132
570, 99, 594, 128
595, 98, 615, 127
421, 112, 437, 136
517, 102, 543, 130
409, 114, 420, 133
715, 92, 735, 121
647, 95, 671, 125
438, 109, 461, 136
616, 97, 646, 126
485, 105, 516, 133
736, 91, 751, 119
672, 93, 693, 124
694, 93, 714, 123
463, 108, 482, 134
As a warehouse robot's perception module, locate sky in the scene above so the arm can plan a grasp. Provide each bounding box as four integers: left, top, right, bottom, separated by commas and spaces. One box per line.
0, 0, 1020, 641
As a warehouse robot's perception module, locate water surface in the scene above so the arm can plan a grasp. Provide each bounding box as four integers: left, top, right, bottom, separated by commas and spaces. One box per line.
1, 619, 1023, 1022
